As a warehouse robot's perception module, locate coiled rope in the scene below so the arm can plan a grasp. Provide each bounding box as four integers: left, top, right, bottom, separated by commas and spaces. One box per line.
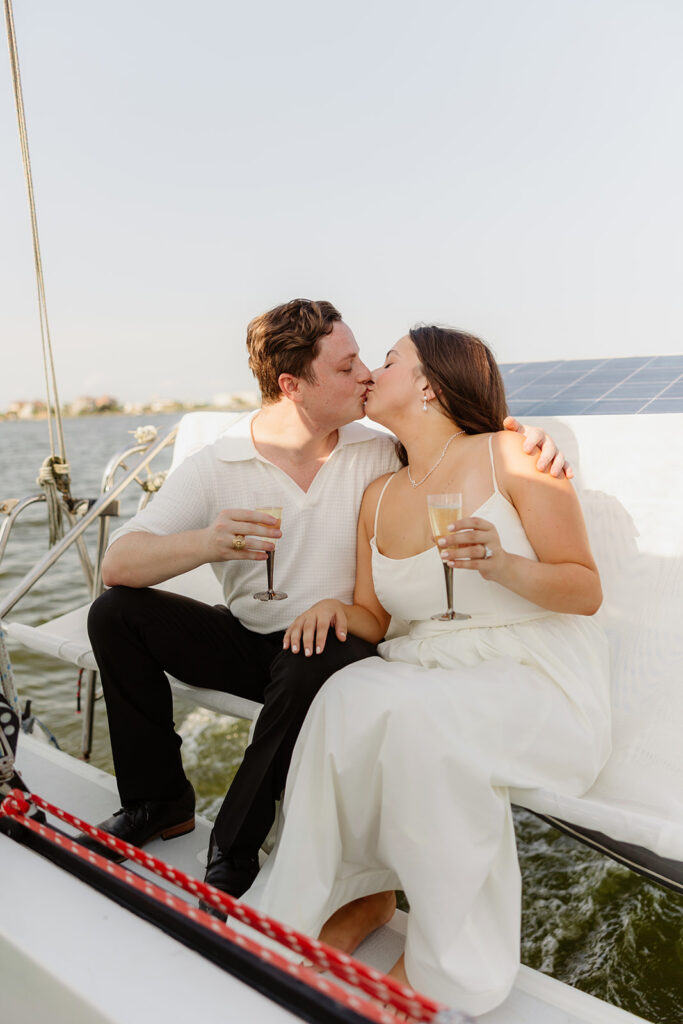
4, 0, 72, 540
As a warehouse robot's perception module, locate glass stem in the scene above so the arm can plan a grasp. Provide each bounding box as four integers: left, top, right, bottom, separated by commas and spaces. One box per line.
442, 561, 454, 616
266, 550, 275, 594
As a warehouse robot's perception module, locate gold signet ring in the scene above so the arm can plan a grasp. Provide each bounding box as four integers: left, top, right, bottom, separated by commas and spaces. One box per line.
232, 535, 246, 551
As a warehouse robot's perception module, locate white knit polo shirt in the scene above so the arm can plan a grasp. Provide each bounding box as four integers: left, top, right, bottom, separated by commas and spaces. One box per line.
109, 413, 399, 633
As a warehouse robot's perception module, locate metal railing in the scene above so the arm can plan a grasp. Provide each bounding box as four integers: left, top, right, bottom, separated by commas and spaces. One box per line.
0, 422, 179, 756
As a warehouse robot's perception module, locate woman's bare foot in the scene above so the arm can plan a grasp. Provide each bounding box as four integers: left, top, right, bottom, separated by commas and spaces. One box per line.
317, 890, 396, 956
387, 952, 409, 986
383, 955, 411, 1018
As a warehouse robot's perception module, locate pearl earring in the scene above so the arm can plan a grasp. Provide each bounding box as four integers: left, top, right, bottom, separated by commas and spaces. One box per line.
423, 397, 428, 412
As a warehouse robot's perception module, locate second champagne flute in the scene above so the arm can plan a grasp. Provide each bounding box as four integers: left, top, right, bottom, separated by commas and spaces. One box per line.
253, 506, 287, 601
427, 493, 471, 621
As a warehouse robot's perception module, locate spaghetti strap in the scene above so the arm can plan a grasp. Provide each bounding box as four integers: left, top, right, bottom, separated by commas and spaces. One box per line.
373, 473, 398, 540
487, 435, 500, 495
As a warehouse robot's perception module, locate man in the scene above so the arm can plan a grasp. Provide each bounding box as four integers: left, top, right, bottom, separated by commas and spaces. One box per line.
84, 298, 566, 906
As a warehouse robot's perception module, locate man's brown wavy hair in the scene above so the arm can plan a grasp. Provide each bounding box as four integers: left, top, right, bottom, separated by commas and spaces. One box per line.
246, 298, 342, 404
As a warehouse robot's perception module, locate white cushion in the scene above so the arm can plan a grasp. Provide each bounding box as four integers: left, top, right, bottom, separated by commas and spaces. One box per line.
6, 607, 98, 671
508, 414, 683, 862
169, 410, 253, 473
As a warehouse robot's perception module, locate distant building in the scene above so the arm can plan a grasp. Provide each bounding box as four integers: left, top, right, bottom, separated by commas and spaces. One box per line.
8, 400, 47, 419
212, 390, 259, 409
6, 401, 24, 419
148, 397, 183, 413
69, 396, 97, 416
95, 394, 118, 411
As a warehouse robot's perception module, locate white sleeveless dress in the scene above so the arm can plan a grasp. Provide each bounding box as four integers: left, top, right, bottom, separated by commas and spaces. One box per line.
246, 438, 611, 1016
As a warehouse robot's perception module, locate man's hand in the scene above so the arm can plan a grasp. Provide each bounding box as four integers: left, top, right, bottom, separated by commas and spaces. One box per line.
503, 416, 573, 479
204, 509, 281, 562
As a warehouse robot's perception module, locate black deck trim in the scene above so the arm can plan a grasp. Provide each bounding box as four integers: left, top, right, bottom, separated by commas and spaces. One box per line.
0, 816, 377, 1024
532, 814, 683, 895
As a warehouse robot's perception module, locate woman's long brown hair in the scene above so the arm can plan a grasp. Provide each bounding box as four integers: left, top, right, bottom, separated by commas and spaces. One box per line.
395, 326, 508, 466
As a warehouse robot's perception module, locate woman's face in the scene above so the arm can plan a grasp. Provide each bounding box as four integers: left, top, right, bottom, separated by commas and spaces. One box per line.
364, 335, 425, 422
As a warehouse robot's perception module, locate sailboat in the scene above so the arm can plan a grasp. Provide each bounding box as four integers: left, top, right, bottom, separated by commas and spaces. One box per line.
1, 3, 681, 1021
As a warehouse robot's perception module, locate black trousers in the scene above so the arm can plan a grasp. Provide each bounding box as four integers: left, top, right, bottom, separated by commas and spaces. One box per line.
87, 586, 376, 859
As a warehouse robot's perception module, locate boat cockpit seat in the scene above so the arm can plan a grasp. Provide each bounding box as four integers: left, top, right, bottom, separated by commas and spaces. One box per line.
4, 411, 683, 894
5, 412, 265, 724
6, 567, 264, 723
507, 413, 683, 896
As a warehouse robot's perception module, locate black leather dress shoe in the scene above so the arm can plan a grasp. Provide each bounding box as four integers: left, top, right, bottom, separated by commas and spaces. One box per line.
199, 833, 259, 920
75, 782, 195, 863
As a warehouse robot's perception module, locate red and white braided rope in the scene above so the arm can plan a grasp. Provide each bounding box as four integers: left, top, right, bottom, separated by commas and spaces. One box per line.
0, 789, 466, 1024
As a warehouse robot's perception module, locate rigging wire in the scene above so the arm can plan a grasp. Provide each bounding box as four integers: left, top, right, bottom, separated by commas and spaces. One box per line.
4, 2, 69, 462
4, 0, 73, 541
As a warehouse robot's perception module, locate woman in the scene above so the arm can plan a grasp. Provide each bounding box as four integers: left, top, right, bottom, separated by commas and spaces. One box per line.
245, 327, 611, 1016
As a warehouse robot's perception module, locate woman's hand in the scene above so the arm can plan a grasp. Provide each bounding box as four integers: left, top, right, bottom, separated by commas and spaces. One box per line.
204, 509, 281, 562
283, 600, 348, 656
438, 516, 507, 581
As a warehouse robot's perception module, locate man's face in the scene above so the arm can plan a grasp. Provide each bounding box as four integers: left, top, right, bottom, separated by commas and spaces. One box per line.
296, 321, 372, 427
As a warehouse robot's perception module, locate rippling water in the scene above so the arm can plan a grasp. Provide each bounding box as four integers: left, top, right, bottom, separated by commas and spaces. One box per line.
1, 415, 681, 1022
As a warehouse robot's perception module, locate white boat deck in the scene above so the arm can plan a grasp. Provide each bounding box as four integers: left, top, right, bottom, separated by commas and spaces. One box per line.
0, 735, 650, 1024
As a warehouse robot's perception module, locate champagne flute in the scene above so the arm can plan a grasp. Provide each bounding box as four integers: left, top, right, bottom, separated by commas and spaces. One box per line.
427, 493, 471, 621
253, 506, 288, 601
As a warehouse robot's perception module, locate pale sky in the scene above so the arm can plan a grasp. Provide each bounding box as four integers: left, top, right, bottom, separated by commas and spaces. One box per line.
1, 0, 682, 408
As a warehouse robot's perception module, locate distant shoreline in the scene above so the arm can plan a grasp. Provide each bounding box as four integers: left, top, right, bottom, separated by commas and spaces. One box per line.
0, 404, 259, 423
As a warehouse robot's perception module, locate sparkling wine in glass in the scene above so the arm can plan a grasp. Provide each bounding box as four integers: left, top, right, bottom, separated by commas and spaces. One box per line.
253, 506, 287, 601
427, 493, 471, 621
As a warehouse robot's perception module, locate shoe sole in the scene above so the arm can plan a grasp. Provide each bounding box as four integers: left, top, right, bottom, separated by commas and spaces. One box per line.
160, 815, 195, 842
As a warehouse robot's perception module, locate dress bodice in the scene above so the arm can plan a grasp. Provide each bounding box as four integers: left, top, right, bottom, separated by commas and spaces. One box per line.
371, 437, 552, 630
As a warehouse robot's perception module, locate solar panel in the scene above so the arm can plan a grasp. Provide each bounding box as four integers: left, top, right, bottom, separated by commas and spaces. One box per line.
501, 355, 683, 416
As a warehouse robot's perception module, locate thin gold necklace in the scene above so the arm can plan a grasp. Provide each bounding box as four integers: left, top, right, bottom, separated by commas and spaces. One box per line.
407, 430, 465, 488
